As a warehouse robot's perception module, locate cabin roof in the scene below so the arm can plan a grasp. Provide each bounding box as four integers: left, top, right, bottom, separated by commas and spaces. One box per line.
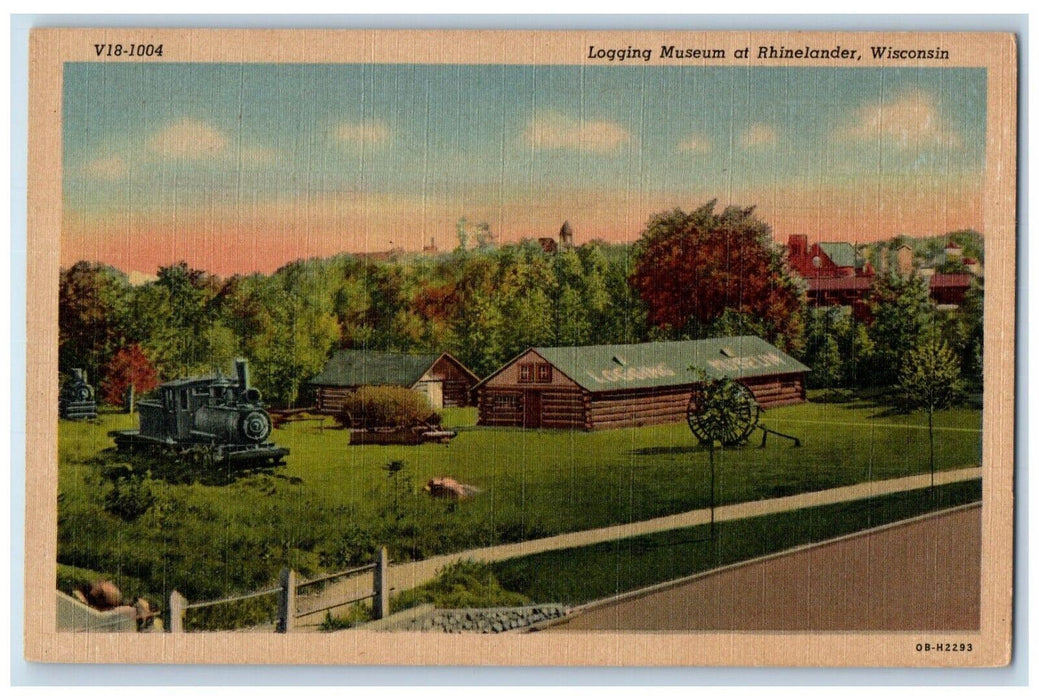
310, 350, 442, 387
477, 336, 809, 393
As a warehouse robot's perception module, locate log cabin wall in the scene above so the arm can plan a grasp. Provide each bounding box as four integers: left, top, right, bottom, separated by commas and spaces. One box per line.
314, 386, 357, 415
477, 389, 524, 427
535, 387, 588, 429
421, 355, 479, 407
586, 385, 695, 430
741, 375, 806, 408
477, 387, 588, 428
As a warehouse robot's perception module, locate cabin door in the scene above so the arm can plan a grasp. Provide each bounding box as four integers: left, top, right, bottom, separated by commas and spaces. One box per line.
523, 390, 542, 429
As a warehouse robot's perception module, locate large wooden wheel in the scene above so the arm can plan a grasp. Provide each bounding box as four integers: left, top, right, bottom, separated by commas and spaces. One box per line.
686, 380, 760, 447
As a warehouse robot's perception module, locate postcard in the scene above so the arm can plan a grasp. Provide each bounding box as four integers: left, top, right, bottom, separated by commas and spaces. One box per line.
25, 28, 1016, 666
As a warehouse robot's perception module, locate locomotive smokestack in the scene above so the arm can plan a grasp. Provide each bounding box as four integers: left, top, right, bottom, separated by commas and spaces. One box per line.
235, 359, 250, 391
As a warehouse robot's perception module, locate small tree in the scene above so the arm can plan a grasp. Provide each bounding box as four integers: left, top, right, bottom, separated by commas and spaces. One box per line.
898, 333, 964, 489
101, 344, 159, 409
686, 375, 758, 537
383, 460, 408, 521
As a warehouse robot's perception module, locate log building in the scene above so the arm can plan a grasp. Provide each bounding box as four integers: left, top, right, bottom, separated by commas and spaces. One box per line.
474, 336, 809, 430
310, 351, 479, 413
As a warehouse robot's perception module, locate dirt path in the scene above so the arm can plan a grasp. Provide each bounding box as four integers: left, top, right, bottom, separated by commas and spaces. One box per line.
293, 466, 980, 628
546, 504, 981, 631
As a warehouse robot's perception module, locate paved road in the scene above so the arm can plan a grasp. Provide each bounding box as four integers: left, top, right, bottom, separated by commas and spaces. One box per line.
294, 466, 980, 628
546, 504, 981, 632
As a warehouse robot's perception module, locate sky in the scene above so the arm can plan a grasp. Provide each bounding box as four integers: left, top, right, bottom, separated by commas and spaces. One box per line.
62, 63, 987, 276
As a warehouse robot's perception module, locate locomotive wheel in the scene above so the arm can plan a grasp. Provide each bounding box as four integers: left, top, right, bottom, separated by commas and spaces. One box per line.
686, 380, 760, 447
240, 410, 272, 443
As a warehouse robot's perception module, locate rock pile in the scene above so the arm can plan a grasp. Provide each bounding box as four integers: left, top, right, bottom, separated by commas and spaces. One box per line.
396, 605, 567, 633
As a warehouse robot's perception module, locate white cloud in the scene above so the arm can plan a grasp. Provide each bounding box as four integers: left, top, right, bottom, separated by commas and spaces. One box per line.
335, 120, 390, 146
741, 123, 778, 148
82, 155, 127, 179
148, 119, 228, 159
677, 133, 712, 154
525, 112, 631, 153
839, 90, 962, 149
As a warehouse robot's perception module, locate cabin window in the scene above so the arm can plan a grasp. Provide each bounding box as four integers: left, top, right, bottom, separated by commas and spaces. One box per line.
493, 394, 521, 411
518, 363, 534, 383
536, 363, 552, 383
179, 389, 189, 410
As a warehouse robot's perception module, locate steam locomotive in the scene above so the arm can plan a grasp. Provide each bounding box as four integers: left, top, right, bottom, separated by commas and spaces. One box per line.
60, 368, 98, 420
109, 359, 289, 468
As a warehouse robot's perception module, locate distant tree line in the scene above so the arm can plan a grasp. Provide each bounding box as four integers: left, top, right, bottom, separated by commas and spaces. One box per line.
58, 201, 984, 407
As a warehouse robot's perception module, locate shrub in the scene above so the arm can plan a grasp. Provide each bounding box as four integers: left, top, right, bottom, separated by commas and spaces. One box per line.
103, 475, 156, 521
319, 603, 373, 631
336, 386, 436, 429
390, 560, 530, 613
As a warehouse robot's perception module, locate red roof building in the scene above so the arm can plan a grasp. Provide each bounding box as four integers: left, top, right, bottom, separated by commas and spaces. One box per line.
929, 273, 973, 305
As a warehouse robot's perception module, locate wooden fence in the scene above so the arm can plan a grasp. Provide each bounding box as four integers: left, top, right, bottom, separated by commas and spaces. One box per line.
168, 547, 389, 633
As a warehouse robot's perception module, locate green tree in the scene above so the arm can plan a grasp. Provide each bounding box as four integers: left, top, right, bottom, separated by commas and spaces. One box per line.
865, 273, 933, 387
123, 262, 224, 378
58, 262, 131, 378
598, 246, 648, 344
898, 332, 964, 488
801, 307, 853, 388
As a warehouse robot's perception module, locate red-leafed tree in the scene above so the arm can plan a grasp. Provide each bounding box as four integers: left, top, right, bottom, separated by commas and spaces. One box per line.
101, 344, 159, 407
629, 201, 806, 351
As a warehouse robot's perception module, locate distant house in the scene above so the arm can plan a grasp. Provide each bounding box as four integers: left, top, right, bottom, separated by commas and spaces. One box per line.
310, 351, 479, 413
786, 235, 872, 279
895, 244, 915, 277
473, 336, 809, 431
929, 273, 973, 305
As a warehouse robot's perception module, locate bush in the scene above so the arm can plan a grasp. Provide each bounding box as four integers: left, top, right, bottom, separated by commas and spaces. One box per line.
336, 386, 436, 429
319, 603, 373, 631
103, 474, 156, 521
390, 560, 530, 613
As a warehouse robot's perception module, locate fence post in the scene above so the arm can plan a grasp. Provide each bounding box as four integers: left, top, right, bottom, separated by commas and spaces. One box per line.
168, 590, 187, 633
373, 547, 389, 620
277, 568, 296, 633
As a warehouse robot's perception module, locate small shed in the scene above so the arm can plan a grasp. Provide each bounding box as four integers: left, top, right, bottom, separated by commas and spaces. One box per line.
310, 351, 479, 414
474, 336, 809, 430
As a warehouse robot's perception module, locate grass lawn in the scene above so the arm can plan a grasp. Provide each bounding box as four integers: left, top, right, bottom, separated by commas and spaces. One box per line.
490, 479, 983, 607
57, 394, 981, 613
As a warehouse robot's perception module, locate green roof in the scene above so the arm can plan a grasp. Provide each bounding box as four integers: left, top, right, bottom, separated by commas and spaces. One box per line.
818, 242, 859, 268
310, 351, 440, 387
530, 336, 809, 392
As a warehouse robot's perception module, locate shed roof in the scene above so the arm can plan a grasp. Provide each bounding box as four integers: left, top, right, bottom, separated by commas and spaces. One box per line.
480, 336, 809, 393
310, 351, 440, 387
